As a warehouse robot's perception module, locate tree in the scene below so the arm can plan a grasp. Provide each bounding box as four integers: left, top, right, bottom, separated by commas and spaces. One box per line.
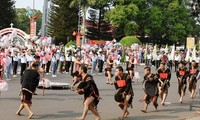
86, 1, 113, 41
0, 0, 16, 30
105, 1, 139, 37
70, 0, 96, 43
48, 0, 78, 45
106, 0, 200, 45
15, 8, 42, 34
120, 36, 141, 47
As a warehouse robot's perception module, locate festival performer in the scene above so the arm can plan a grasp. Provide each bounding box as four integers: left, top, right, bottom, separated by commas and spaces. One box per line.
127, 56, 134, 80
140, 67, 159, 113
176, 61, 188, 103
188, 60, 199, 99
16, 63, 40, 119
114, 66, 133, 119
71, 56, 82, 89
76, 65, 101, 120
105, 55, 114, 84
157, 62, 171, 105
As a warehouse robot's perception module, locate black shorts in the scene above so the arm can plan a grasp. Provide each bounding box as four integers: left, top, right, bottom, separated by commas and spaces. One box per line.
21, 90, 32, 104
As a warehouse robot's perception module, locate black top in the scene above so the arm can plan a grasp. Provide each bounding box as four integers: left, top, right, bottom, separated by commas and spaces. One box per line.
21, 69, 40, 92
143, 73, 159, 85
82, 74, 99, 99
176, 67, 188, 79
157, 68, 171, 81
114, 73, 133, 94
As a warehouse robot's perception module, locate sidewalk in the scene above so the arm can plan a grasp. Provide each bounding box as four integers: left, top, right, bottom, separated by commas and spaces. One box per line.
187, 116, 200, 120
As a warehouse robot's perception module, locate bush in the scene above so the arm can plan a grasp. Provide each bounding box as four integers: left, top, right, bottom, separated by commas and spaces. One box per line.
65, 41, 76, 47
120, 36, 141, 47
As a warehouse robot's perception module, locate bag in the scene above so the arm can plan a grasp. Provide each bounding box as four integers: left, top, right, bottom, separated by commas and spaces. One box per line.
0, 80, 8, 92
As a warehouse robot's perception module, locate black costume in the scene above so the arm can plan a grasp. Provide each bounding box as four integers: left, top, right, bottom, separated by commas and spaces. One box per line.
114, 73, 133, 106
143, 74, 159, 104
157, 68, 171, 92
21, 69, 40, 104
176, 67, 188, 96
81, 74, 100, 105
188, 67, 199, 92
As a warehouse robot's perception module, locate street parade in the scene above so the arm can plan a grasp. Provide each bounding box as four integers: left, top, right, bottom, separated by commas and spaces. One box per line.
1, 0, 200, 120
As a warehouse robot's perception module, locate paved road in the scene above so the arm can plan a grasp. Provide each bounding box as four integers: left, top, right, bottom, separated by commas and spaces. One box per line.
0, 65, 200, 120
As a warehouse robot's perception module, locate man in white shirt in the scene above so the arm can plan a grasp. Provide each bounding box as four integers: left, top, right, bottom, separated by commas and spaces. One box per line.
155, 52, 162, 69
65, 50, 72, 74
146, 52, 153, 67
174, 52, 181, 71
20, 52, 27, 76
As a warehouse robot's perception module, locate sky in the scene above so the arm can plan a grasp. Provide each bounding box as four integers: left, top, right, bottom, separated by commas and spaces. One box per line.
15, 0, 44, 12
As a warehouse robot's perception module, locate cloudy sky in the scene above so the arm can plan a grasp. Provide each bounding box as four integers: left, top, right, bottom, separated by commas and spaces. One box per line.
15, 0, 43, 12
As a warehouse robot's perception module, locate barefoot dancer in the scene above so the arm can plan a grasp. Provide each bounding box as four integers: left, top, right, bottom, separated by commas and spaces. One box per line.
105, 55, 114, 84
76, 65, 101, 120
114, 66, 133, 119
16, 63, 40, 119
140, 67, 159, 113
176, 61, 188, 103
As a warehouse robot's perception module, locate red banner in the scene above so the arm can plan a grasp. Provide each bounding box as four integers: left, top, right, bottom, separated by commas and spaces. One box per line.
30, 18, 35, 39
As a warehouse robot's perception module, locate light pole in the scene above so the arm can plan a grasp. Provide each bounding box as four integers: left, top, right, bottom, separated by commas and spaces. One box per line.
41, 0, 49, 37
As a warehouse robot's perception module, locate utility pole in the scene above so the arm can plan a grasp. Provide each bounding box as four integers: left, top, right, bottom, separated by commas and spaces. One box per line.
41, 0, 49, 37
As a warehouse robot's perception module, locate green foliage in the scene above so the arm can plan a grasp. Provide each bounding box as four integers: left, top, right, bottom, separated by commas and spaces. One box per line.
86, 2, 113, 41
48, 0, 78, 45
106, 0, 200, 45
0, 0, 16, 29
15, 8, 42, 34
65, 41, 76, 47
120, 36, 141, 47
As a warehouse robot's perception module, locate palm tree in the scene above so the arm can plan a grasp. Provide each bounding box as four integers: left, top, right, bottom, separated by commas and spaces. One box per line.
70, 0, 96, 44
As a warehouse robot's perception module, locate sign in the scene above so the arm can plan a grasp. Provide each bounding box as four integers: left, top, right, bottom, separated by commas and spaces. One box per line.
187, 37, 195, 49
89, 40, 106, 45
30, 18, 35, 39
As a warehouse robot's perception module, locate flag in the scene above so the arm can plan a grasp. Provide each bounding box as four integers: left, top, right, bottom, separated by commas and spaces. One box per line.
144, 44, 148, 60
170, 44, 175, 60
192, 45, 196, 60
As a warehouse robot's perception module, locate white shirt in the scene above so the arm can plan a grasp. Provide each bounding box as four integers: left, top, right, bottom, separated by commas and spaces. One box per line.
13, 55, 19, 61
66, 54, 72, 61
26, 55, 34, 62
72, 56, 76, 62
147, 53, 152, 60
125, 56, 129, 62
91, 55, 98, 62
174, 55, 181, 61
156, 54, 162, 60
21, 55, 27, 63
60, 56, 65, 62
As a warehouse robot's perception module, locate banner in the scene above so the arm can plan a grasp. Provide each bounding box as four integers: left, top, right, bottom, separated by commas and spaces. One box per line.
187, 37, 195, 49
30, 18, 35, 39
